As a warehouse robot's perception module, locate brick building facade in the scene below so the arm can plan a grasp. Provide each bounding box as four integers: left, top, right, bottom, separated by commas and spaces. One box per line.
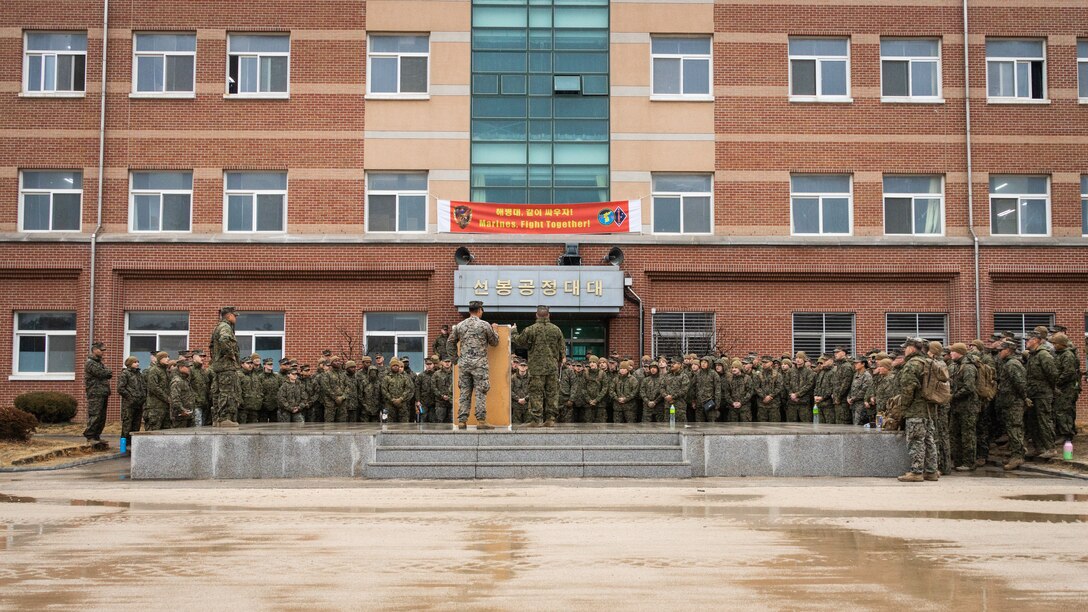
1, 0, 1087, 423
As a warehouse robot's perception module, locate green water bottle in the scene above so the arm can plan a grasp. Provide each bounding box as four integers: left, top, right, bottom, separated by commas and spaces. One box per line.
669, 403, 676, 428
1064, 440, 1074, 461
812, 404, 820, 425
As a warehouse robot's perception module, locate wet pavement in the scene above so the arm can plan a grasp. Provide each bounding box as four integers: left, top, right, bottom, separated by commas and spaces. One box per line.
1, 458, 1087, 610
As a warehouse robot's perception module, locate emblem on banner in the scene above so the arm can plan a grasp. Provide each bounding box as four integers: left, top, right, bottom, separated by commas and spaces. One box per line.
597, 208, 614, 226
614, 207, 627, 226
454, 205, 473, 229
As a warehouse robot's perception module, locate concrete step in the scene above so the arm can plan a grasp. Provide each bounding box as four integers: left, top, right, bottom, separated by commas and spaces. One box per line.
374, 445, 685, 464
376, 432, 683, 448
366, 461, 693, 479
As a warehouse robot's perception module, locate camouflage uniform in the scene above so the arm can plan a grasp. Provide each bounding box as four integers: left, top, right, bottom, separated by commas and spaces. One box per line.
449, 315, 499, 423
117, 365, 146, 445
974, 348, 998, 462
360, 367, 384, 422
277, 378, 306, 423
813, 365, 835, 424
784, 363, 815, 423
899, 352, 938, 476
418, 365, 437, 422
320, 365, 351, 423
723, 370, 751, 423
511, 370, 531, 424
611, 371, 642, 423
209, 318, 241, 424
240, 367, 263, 424
433, 333, 451, 361
169, 370, 196, 429
558, 365, 582, 423
692, 363, 722, 423
872, 369, 900, 421
997, 353, 1028, 463
830, 357, 853, 425
144, 361, 171, 431
1053, 344, 1081, 442
847, 368, 873, 426
381, 366, 416, 423
260, 369, 282, 423
949, 355, 979, 469
511, 315, 566, 424
580, 367, 610, 423
82, 351, 112, 440
639, 369, 664, 423
190, 362, 211, 427
754, 367, 783, 423
1024, 345, 1058, 454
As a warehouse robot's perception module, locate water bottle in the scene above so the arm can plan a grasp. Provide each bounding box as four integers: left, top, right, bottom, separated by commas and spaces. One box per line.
119, 437, 127, 454
812, 404, 820, 425
380, 407, 389, 430
669, 403, 676, 429
877, 414, 885, 430
1064, 440, 1074, 461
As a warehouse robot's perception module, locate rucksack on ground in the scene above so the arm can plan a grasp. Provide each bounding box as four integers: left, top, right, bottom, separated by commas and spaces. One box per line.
922, 358, 951, 404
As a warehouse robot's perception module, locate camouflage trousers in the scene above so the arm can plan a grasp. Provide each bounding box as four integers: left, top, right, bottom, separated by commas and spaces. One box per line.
976, 399, 995, 460
950, 400, 978, 468
120, 400, 144, 443
641, 402, 661, 423
277, 409, 305, 423
82, 393, 108, 440
785, 401, 808, 423
724, 404, 752, 423
527, 373, 559, 423
756, 401, 779, 423
905, 417, 938, 475
614, 401, 639, 424
935, 404, 952, 474
1024, 395, 1056, 453
324, 399, 347, 423
512, 401, 528, 424
559, 400, 576, 423
998, 399, 1026, 460
832, 401, 850, 426
583, 403, 608, 423
457, 365, 490, 423
1054, 388, 1079, 441
143, 406, 169, 431
210, 369, 241, 423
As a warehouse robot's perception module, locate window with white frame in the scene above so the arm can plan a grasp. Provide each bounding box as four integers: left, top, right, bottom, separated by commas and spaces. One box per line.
125, 312, 189, 360
13, 312, 76, 377
366, 173, 427, 232
227, 34, 289, 96
365, 312, 426, 372
994, 313, 1054, 350
651, 312, 714, 358
133, 32, 196, 95
652, 173, 712, 234
986, 39, 1046, 101
20, 171, 82, 232
881, 38, 941, 101
367, 35, 429, 96
788, 38, 850, 101
24, 32, 86, 94
792, 313, 854, 357
1079, 41, 1088, 101
989, 175, 1049, 236
130, 171, 192, 232
790, 174, 852, 236
1082, 175, 1087, 236
886, 313, 948, 351
883, 175, 944, 235
235, 312, 285, 366
650, 37, 711, 99
224, 172, 287, 233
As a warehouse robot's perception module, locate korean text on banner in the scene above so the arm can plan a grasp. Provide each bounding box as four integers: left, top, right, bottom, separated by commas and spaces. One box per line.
438, 200, 642, 234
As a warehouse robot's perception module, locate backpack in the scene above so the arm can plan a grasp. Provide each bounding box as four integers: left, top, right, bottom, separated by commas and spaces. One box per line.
976, 361, 997, 401
921, 358, 952, 404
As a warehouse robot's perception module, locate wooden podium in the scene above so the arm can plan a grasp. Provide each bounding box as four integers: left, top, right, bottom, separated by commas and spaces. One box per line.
451, 324, 512, 426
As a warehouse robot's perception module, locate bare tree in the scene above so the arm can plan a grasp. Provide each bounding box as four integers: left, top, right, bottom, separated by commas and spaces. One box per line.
337, 326, 358, 361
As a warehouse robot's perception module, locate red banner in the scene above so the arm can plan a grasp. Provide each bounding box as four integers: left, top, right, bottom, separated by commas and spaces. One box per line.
438, 200, 642, 234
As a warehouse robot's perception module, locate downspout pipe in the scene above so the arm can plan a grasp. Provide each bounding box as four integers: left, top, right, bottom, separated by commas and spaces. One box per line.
89, 0, 109, 348
624, 284, 644, 360
963, 0, 981, 339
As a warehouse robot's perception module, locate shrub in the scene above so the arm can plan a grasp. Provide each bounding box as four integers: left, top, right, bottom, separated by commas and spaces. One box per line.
14, 392, 78, 424
0, 406, 38, 442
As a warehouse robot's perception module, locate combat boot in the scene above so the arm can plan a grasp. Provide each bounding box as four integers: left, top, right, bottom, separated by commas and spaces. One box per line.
923, 471, 939, 481
897, 472, 924, 482
477, 422, 494, 430
954, 465, 973, 472
523, 421, 542, 428
1003, 457, 1023, 471
456, 422, 467, 430
544, 419, 556, 428
216, 419, 239, 428
974, 458, 987, 468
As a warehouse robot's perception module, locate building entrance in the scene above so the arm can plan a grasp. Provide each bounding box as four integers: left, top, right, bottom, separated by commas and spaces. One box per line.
490, 316, 607, 361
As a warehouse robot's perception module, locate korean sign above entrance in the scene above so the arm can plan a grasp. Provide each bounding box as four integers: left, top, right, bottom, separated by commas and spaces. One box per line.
454, 266, 626, 314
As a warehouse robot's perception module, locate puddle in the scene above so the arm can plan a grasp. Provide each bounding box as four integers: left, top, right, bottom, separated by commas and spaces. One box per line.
0, 494, 36, 504
685, 494, 764, 503
1005, 494, 1088, 502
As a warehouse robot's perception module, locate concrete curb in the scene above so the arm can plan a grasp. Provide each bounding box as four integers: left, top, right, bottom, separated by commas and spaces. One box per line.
0, 452, 126, 473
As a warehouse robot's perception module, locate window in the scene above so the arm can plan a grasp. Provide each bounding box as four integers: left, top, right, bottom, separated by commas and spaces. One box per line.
227, 34, 290, 96
125, 312, 189, 360
235, 312, 285, 366
986, 39, 1045, 101
368, 35, 429, 96
651, 174, 712, 234
881, 38, 941, 101
792, 313, 855, 357
886, 313, 947, 351
20, 171, 82, 232
652, 312, 714, 358
13, 312, 76, 378
224, 172, 287, 233
790, 175, 852, 236
650, 37, 711, 99
365, 313, 426, 372
24, 32, 86, 94
1079, 41, 1088, 101
989, 175, 1049, 236
130, 171, 192, 232
132, 33, 196, 95
788, 38, 850, 101
366, 173, 427, 233
883, 175, 943, 235
1082, 176, 1087, 236
994, 313, 1054, 350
